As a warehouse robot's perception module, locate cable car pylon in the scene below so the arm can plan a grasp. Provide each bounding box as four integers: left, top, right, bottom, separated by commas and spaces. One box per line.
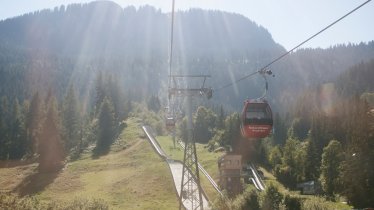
166, 0, 212, 208
169, 75, 212, 210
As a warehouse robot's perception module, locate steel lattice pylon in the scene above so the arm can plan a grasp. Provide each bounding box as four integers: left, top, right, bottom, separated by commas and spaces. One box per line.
179, 116, 203, 210
168, 75, 212, 210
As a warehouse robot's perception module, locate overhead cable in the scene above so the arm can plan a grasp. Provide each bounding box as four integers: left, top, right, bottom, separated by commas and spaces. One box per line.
168, 0, 176, 89
214, 0, 372, 91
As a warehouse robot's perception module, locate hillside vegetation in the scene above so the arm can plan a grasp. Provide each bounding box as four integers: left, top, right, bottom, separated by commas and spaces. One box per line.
0, 117, 178, 209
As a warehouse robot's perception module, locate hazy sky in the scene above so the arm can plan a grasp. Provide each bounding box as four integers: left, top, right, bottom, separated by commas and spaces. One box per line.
0, 0, 373, 50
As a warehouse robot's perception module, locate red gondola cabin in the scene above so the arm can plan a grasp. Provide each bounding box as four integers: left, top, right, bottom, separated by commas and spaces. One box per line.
241, 99, 273, 139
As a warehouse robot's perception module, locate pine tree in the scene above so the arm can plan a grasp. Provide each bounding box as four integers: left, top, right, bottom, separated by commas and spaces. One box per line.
95, 97, 116, 155
288, 117, 309, 140
268, 146, 282, 168
0, 96, 10, 159
310, 113, 331, 161
217, 105, 225, 129
147, 95, 161, 113
38, 97, 65, 172
273, 112, 287, 145
341, 97, 374, 207
26, 92, 42, 155
275, 137, 300, 188
123, 99, 132, 119
320, 140, 343, 200
194, 106, 217, 143
108, 76, 124, 120
8, 99, 27, 159
95, 72, 105, 116
223, 112, 241, 147
304, 137, 320, 181
177, 117, 188, 142
62, 85, 80, 151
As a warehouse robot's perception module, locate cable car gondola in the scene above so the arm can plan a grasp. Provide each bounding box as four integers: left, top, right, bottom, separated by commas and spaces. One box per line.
240, 69, 274, 139
164, 105, 176, 129
241, 99, 273, 139
165, 116, 176, 129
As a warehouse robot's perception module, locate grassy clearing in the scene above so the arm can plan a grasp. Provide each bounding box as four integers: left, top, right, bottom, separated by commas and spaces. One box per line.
0, 117, 179, 209
258, 167, 352, 209
157, 135, 224, 202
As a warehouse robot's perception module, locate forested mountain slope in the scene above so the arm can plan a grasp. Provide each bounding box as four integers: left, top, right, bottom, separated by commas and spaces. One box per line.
335, 58, 374, 96
0, 1, 373, 113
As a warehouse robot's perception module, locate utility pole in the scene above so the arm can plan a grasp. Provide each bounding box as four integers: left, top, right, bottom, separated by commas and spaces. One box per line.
169, 75, 212, 210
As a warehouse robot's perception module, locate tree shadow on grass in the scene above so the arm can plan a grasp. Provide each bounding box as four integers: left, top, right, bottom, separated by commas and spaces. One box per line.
12, 166, 62, 196
0, 159, 36, 168
91, 145, 110, 159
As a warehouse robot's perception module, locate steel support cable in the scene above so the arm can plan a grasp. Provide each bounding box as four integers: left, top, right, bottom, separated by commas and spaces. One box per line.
214, 0, 372, 92
167, 0, 176, 117
168, 0, 176, 89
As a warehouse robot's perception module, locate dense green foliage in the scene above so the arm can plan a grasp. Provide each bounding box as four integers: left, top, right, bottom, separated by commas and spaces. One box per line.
0, 97, 27, 159
265, 61, 374, 207
212, 184, 345, 210
0, 71, 128, 164
175, 59, 374, 208
261, 184, 284, 210
319, 140, 343, 199
336, 59, 374, 96
194, 106, 217, 143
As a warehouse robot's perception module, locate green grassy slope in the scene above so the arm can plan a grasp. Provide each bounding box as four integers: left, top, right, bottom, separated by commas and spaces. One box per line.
0, 118, 179, 209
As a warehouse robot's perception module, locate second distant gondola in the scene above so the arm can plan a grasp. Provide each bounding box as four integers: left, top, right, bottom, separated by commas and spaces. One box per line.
165, 116, 176, 129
